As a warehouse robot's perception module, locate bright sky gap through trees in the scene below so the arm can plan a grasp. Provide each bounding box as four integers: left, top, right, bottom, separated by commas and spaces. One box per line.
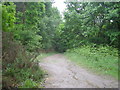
52, 0, 66, 18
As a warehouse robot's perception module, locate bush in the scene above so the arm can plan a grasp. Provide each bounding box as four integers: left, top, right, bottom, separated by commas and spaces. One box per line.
2, 32, 44, 88
3, 58, 44, 88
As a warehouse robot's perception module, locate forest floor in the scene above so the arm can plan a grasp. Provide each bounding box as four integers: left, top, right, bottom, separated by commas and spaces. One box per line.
39, 54, 118, 88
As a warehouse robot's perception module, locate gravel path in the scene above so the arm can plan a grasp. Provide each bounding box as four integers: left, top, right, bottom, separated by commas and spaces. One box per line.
39, 54, 118, 88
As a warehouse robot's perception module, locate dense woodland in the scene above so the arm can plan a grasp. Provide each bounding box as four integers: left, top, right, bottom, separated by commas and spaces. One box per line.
1, 1, 120, 88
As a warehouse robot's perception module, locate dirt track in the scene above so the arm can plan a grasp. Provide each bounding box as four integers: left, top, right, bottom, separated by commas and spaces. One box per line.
39, 54, 118, 88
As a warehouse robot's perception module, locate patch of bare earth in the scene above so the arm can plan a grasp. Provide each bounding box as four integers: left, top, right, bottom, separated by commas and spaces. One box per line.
39, 54, 118, 88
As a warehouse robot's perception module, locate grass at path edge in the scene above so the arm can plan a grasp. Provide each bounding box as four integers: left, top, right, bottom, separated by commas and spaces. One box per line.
64, 45, 118, 80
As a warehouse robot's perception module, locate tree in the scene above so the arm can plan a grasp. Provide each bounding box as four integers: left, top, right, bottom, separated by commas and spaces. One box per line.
57, 2, 120, 52
38, 3, 62, 50
14, 2, 45, 51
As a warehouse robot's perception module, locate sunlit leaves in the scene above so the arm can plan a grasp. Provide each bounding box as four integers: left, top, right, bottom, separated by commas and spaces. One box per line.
2, 2, 16, 32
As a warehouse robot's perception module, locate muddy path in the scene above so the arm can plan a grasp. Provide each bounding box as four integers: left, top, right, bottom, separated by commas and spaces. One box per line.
39, 54, 118, 88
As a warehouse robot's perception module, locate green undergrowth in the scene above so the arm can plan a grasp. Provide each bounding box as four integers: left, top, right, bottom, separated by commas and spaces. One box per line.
65, 45, 118, 79
3, 58, 45, 88
3, 51, 56, 88
3, 53, 54, 88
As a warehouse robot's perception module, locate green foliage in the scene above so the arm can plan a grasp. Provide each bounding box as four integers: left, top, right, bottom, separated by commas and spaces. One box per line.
38, 6, 62, 49
0, 4, 2, 29
14, 2, 61, 51
2, 2, 62, 88
2, 2, 16, 32
55, 2, 120, 52
13, 2, 46, 51
14, 29, 42, 51
65, 45, 118, 79
3, 56, 45, 88
19, 79, 38, 88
